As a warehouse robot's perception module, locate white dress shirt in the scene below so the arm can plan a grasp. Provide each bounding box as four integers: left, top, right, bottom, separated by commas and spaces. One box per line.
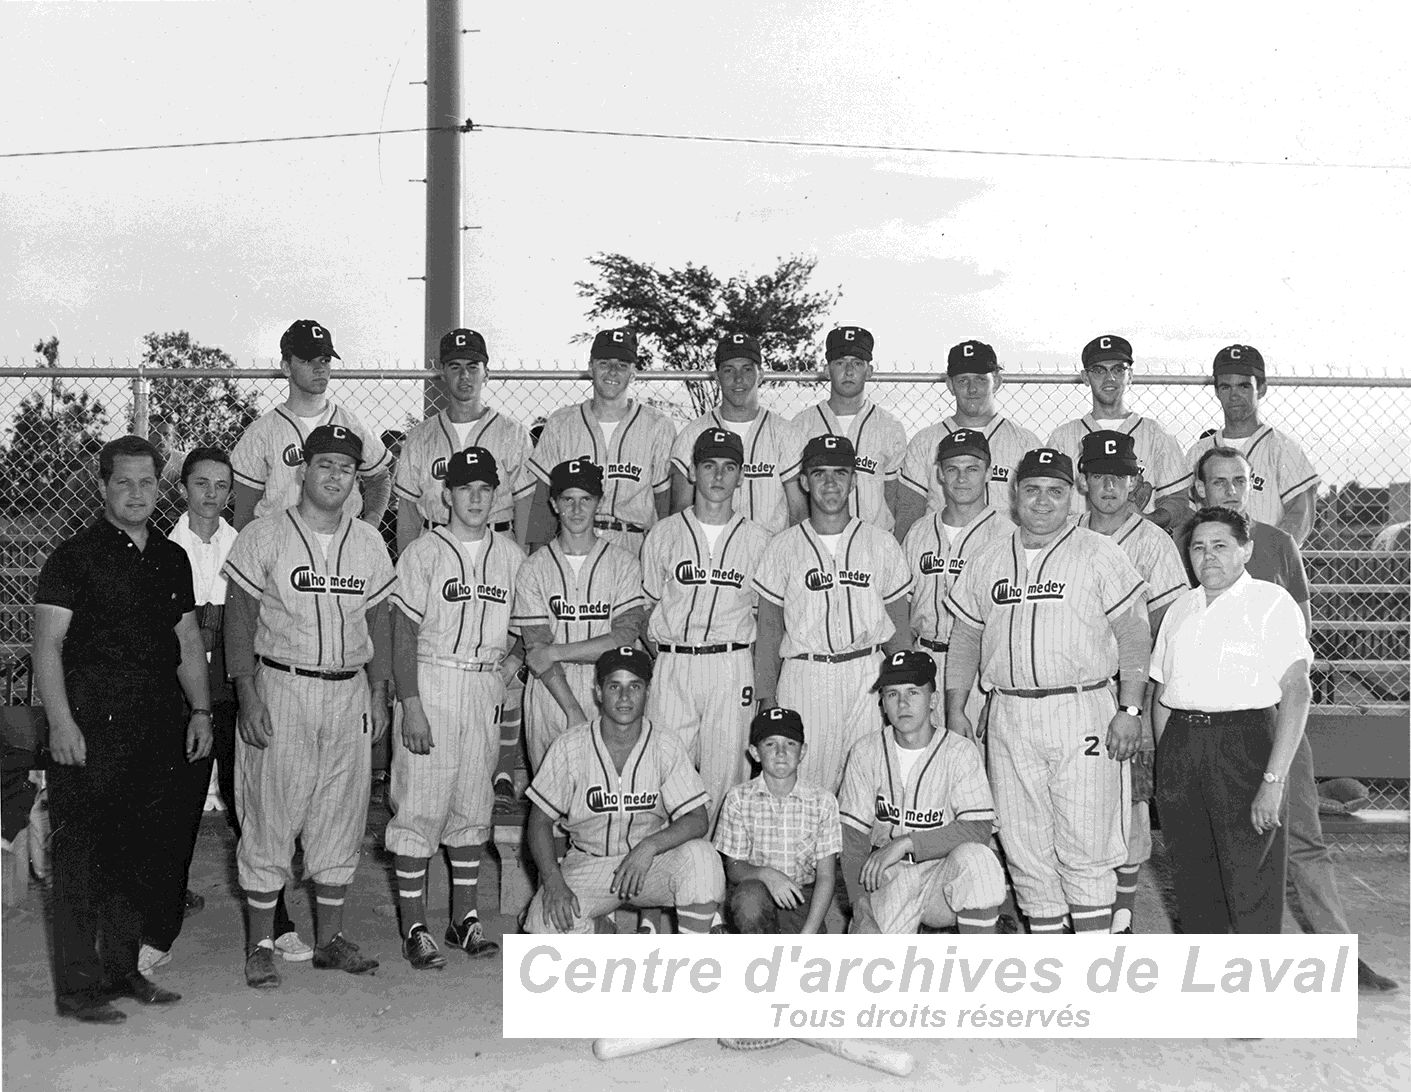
1151, 571, 1313, 712
168, 512, 239, 605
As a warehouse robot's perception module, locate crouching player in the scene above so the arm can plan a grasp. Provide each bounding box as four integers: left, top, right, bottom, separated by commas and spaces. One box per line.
522, 647, 724, 933
838, 650, 1005, 933
713, 708, 842, 933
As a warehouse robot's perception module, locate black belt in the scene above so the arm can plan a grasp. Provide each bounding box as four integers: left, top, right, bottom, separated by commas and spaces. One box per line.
491, 521, 512, 533
659, 642, 750, 656
995, 679, 1110, 699
790, 646, 879, 665
917, 637, 949, 653
1170, 707, 1275, 728
593, 517, 646, 533
258, 655, 360, 682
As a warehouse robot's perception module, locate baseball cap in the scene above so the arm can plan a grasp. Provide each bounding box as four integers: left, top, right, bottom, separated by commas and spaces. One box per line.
692, 428, 744, 465
548, 457, 605, 497
800, 434, 856, 472
1078, 430, 1141, 476
589, 328, 638, 364
946, 339, 998, 376
715, 332, 762, 366
749, 706, 805, 747
1014, 448, 1074, 485
1082, 334, 1133, 368
444, 446, 500, 489
595, 646, 653, 686
936, 428, 991, 465
440, 328, 489, 365
1212, 344, 1266, 379
303, 424, 362, 464
825, 326, 874, 362
872, 649, 938, 692
280, 319, 340, 361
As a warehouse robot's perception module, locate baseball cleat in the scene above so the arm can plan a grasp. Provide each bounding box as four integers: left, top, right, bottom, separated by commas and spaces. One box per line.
1358, 959, 1399, 993
274, 930, 315, 962
403, 925, 447, 970
245, 944, 281, 990
493, 774, 516, 800
312, 933, 380, 975
445, 914, 500, 958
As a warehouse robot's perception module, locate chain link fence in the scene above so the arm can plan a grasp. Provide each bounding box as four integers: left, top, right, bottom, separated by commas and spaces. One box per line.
3, 365, 1406, 845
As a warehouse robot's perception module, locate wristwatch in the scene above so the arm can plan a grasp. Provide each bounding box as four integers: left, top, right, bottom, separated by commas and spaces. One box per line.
1262, 771, 1286, 784
189, 708, 213, 719
1118, 705, 1141, 717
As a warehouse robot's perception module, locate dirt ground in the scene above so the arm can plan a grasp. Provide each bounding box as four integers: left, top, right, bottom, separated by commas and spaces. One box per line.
4, 805, 1407, 1092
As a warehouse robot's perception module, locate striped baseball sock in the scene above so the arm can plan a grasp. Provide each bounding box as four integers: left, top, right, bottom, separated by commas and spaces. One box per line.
1111, 865, 1140, 932
395, 855, 431, 938
313, 883, 348, 947
1070, 904, 1113, 933
1028, 914, 1067, 934
245, 890, 281, 949
447, 845, 483, 924
493, 678, 525, 783
956, 906, 1001, 933
676, 903, 716, 934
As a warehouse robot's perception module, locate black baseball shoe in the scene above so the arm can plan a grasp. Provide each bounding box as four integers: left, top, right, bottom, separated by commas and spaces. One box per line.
313, 933, 379, 975
245, 944, 281, 989
403, 925, 447, 971
1358, 959, 1399, 993
445, 914, 500, 958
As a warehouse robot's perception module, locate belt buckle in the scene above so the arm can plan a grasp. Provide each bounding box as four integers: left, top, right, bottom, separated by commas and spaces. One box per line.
1188, 712, 1211, 726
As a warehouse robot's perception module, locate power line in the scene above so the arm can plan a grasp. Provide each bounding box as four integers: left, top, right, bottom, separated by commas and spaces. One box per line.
0, 125, 447, 159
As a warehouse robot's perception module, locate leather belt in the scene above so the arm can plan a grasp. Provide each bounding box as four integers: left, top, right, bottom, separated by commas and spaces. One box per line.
995, 679, 1110, 699
917, 637, 949, 653
491, 521, 513, 533
790, 646, 880, 665
419, 656, 501, 673
258, 655, 359, 682
594, 517, 646, 533
1171, 707, 1275, 728
658, 642, 750, 656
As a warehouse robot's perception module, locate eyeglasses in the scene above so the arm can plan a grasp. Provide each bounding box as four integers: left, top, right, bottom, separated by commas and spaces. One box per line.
1085, 364, 1131, 378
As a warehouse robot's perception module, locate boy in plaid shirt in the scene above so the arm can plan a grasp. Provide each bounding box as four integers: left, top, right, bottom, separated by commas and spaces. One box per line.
713, 708, 842, 934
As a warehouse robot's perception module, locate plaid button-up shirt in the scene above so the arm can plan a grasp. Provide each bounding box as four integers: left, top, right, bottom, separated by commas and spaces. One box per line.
713, 776, 843, 886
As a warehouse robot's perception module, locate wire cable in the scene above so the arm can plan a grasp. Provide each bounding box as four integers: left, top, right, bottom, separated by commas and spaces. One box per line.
0, 125, 447, 159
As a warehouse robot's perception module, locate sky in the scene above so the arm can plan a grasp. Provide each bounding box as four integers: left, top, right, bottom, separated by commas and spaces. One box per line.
3, 1, 1409, 376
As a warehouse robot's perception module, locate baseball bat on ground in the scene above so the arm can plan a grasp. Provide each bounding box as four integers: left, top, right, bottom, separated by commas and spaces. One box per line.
592, 1038, 692, 1060
795, 1038, 915, 1076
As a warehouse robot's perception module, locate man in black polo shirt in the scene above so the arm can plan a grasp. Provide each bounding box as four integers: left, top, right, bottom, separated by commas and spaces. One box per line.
33, 435, 214, 1024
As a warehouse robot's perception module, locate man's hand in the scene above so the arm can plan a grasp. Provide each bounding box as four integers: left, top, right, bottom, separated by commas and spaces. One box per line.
755, 867, 803, 910
861, 838, 912, 892
186, 714, 213, 762
949, 711, 975, 741
526, 645, 559, 677
48, 716, 87, 766
237, 692, 274, 748
369, 700, 390, 745
611, 841, 660, 901
1105, 710, 1142, 762
543, 873, 581, 932
1251, 782, 1284, 834
400, 701, 434, 754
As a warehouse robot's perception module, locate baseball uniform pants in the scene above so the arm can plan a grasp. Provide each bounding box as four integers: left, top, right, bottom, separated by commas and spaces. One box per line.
522, 840, 725, 933
778, 654, 884, 793
524, 664, 597, 771
647, 648, 753, 826
852, 842, 1007, 934
1155, 707, 1286, 934
988, 688, 1129, 917
236, 668, 372, 893
385, 665, 504, 857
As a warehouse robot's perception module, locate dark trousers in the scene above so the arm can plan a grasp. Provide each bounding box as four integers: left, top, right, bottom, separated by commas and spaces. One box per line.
727, 879, 819, 934
211, 700, 294, 937
1155, 708, 1286, 934
47, 682, 186, 1007
143, 737, 212, 952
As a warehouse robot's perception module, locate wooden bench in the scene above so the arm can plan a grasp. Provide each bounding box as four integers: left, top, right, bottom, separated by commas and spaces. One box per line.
1306, 705, 1409, 838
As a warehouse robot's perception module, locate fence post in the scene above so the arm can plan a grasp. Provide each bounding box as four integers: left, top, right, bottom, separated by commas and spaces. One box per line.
131, 364, 149, 439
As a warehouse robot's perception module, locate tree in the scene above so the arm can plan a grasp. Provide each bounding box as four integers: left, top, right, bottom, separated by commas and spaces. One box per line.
576, 253, 840, 417
137, 331, 259, 454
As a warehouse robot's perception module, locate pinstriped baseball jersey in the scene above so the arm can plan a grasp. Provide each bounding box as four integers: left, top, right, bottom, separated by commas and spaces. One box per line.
1077, 511, 1190, 614
670, 410, 796, 534
390, 527, 525, 662
945, 525, 1147, 690
526, 719, 709, 857
1185, 424, 1320, 528
784, 401, 907, 530
231, 403, 391, 521
223, 507, 396, 669
1048, 412, 1188, 518
530, 400, 676, 531
641, 511, 769, 645
511, 536, 645, 645
753, 519, 911, 657
393, 409, 533, 530
838, 728, 996, 850
901, 506, 1014, 645
901, 416, 1041, 512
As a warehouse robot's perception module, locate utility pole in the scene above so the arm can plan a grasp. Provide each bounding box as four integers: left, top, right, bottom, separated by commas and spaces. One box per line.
424, 0, 463, 413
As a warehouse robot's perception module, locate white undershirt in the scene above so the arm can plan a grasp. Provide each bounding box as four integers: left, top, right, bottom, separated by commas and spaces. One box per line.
817, 532, 844, 555
297, 410, 330, 433
459, 536, 486, 567
451, 420, 476, 448
564, 552, 588, 576
313, 532, 335, 556
940, 520, 962, 545
698, 521, 727, 554
1224, 435, 1251, 451
895, 743, 925, 786
599, 419, 620, 447
719, 418, 749, 438
833, 414, 857, 435
1094, 417, 1127, 429
1024, 548, 1042, 567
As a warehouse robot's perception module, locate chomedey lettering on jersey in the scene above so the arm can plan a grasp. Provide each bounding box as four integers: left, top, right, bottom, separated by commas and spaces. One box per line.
548, 595, 612, 621
919, 552, 967, 578
741, 461, 776, 479
606, 461, 644, 482
281, 443, 305, 468
1251, 473, 1267, 493
804, 568, 835, 592
585, 785, 660, 813
431, 456, 449, 480
989, 465, 1013, 483
673, 560, 746, 588
290, 566, 368, 595
874, 795, 946, 829
838, 568, 873, 588
990, 578, 1068, 605
853, 455, 879, 475
441, 578, 509, 604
